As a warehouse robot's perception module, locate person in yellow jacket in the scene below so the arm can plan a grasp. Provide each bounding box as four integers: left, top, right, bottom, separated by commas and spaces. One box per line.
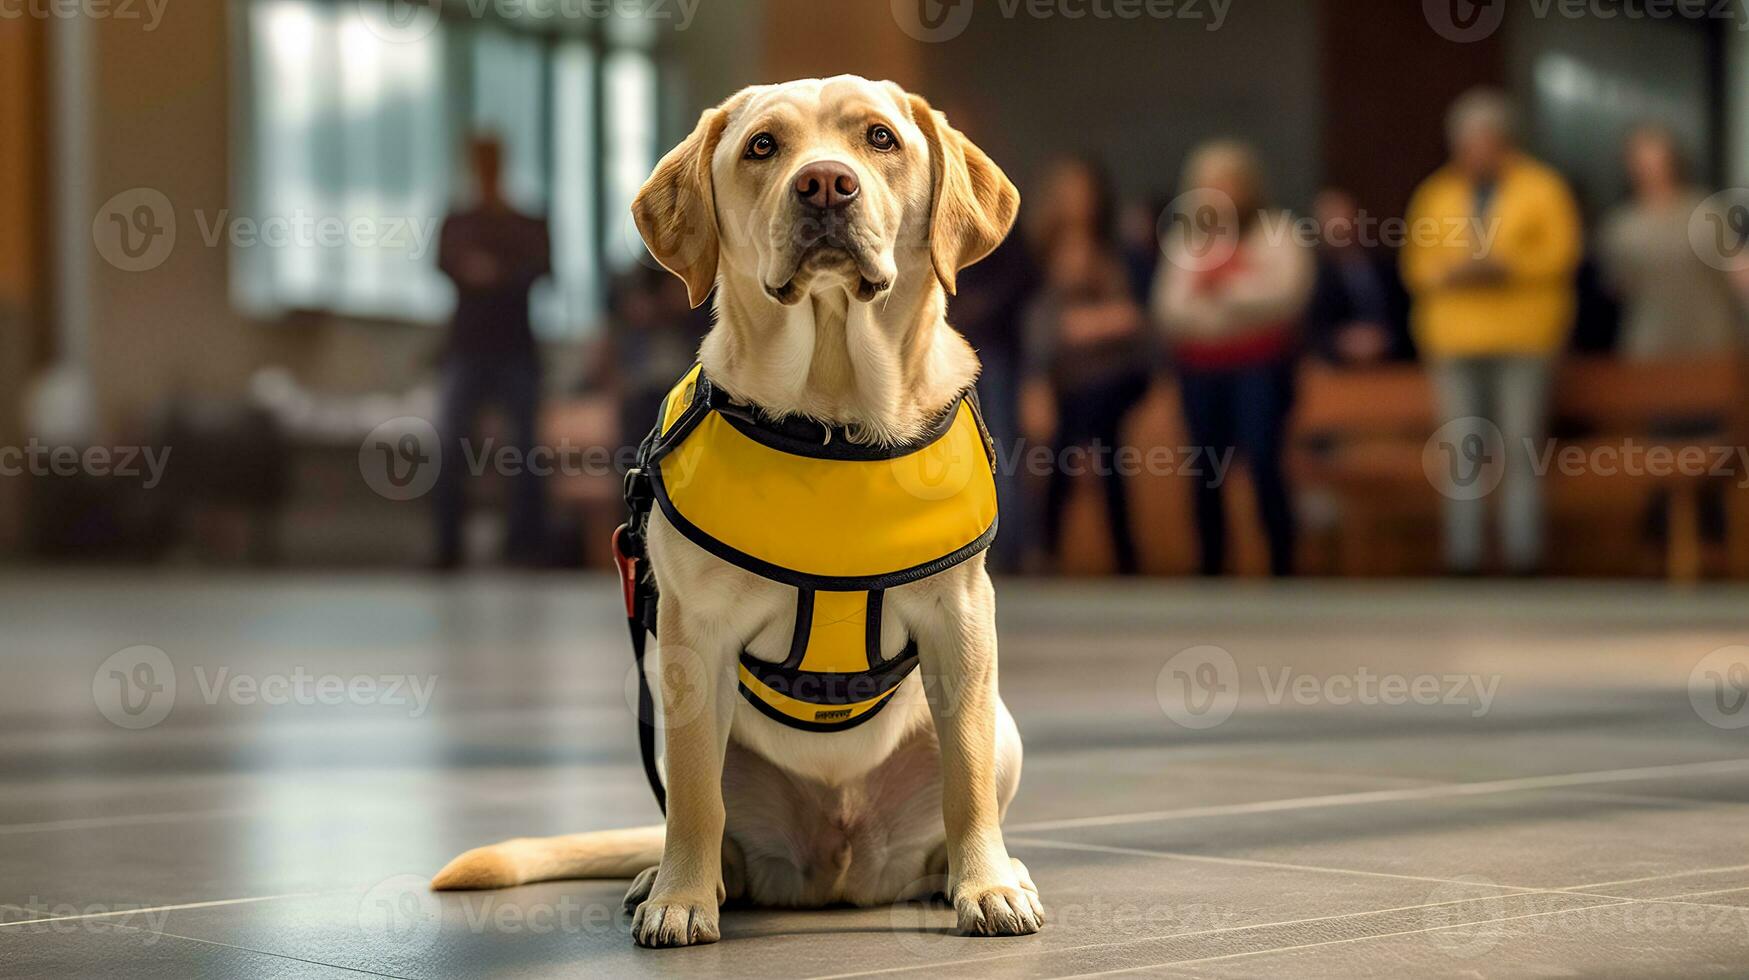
1402, 88, 1582, 575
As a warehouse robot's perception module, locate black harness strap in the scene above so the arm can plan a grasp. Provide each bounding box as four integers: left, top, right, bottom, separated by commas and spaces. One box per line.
614, 454, 667, 814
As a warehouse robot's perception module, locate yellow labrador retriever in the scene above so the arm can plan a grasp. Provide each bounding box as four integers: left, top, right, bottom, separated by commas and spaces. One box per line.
432, 75, 1040, 948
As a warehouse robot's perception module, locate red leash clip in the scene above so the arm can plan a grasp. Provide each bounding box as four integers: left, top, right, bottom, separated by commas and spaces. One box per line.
612, 524, 641, 619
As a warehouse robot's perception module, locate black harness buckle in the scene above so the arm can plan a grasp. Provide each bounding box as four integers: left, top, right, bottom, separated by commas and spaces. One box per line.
623, 466, 653, 511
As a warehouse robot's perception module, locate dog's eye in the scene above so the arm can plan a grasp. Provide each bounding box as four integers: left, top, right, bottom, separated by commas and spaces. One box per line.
867, 125, 898, 152
744, 133, 777, 160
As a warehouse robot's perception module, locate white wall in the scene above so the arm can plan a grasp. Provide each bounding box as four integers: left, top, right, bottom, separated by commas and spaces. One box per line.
1730, 24, 1749, 187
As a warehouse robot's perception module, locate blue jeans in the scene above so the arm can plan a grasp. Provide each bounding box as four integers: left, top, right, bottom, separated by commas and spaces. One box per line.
1178, 359, 1298, 576
434, 356, 546, 566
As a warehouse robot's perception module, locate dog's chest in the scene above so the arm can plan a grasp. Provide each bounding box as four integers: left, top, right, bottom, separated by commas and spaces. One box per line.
723, 722, 946, 907
729, 575, 941, 770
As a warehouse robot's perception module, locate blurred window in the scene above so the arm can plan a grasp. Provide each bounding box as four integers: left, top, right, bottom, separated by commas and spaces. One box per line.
236, 0, 661, 339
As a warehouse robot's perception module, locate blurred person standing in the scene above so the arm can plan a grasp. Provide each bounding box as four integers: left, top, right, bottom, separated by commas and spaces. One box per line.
1153, 141, 1313, 577
601, 264, 712, 458
1598, 125, 1747, 360
1402, 89, 1582, 575
936, 101, 1041, 572
433, 134, 552, 569
950, 229, 1037, 573
1023, 159, 1151, 575
1599, 126, 1746, 554
1306, 187, 1413, 366
1117, 197, 1168, 304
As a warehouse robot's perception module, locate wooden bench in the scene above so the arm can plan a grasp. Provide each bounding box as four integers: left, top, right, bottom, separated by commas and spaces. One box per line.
541, 396, 623, 569
1290, 356, 1749, 580
1288, 364, 1433, 576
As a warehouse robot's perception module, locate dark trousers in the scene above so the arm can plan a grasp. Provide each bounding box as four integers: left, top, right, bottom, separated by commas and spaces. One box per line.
977, 346, 1026, 573
1043, 372, 1150, 575
434, 355, 545, 567
1178, 359, 1297, 577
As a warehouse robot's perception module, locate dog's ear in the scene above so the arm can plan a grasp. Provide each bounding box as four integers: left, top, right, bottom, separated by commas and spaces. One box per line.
907, 94, 1020, 296
632, 106, 731, 308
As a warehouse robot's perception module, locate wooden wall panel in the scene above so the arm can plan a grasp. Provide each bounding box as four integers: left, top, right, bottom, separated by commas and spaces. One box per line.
1318, 0, 1505, 220
760, 0, 923, 89
0, 17, 43, 315
0, 16, 44, 556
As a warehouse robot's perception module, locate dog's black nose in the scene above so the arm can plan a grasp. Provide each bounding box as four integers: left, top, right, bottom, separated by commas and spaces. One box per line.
793, 161, 859, 210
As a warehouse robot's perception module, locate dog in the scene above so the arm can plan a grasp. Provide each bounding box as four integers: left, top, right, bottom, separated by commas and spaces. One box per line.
431, 75, 1040, 949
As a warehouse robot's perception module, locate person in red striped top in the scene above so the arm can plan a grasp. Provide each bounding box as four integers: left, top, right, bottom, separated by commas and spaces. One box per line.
1152, 140, 1314, 577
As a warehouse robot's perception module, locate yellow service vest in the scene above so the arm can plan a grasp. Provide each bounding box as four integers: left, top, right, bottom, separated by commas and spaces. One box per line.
643, 364, 999, 732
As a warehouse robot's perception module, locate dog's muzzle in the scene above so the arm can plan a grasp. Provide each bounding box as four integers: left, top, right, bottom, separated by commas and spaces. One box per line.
767, 208, 892, 303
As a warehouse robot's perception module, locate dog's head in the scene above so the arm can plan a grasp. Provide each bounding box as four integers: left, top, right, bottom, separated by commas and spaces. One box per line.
632, 76, 1018, 309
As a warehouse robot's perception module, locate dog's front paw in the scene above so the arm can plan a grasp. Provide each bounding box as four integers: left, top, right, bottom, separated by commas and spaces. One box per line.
952, 871, 1045, 937
622, 866, 659, 913
631, 893, 720, 948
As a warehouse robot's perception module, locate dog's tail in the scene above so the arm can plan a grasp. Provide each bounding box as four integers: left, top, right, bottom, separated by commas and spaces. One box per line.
430, 825, 665, 891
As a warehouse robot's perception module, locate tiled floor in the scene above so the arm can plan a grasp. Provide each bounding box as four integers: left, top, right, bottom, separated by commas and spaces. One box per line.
4, 573, 1749, 977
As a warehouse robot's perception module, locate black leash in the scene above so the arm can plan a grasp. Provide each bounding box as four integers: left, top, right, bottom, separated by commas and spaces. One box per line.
613, 460, 667, 814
